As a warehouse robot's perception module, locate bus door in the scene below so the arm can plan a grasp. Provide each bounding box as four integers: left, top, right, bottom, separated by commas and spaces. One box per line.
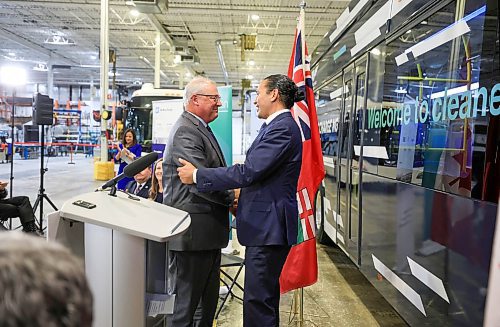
338, 56, 368, 265
315, 74, 344, 245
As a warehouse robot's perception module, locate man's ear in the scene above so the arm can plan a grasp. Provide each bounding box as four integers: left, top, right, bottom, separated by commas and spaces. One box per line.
270, 89, 279, 102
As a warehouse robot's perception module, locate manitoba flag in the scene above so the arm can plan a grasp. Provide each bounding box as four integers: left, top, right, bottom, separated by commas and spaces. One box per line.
279, 8, 325, 294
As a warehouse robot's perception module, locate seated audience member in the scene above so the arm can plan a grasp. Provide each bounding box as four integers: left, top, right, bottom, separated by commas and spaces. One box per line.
149, 158, 163, 203
125, 165, 152, 198
0, 181, 40, 235
0, 233, 93, 326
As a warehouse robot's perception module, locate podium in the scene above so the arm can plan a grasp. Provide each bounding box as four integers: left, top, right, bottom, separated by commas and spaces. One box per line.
47, 191, 191, 327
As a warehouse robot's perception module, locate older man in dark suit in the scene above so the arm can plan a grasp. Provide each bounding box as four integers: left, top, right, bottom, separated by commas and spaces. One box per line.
178, 74, 303, 327
125, 166, 152, 199
162, 76, 235, 327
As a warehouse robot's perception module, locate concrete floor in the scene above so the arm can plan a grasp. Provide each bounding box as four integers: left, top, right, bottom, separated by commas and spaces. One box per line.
216, 240, 407, 327
0, 155, 407, 326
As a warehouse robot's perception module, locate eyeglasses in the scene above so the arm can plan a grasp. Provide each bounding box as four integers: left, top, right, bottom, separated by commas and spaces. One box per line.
195, 94, 221, 102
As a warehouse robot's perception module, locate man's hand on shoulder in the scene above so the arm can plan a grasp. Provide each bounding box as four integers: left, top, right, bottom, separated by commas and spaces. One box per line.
177, 158, 196, 184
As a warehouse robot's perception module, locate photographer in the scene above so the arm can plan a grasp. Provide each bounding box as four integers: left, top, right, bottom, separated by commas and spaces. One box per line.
0, 180, 41, 236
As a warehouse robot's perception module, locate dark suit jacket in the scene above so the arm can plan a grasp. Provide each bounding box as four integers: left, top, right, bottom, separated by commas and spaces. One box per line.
162, 111, 233, 251
197, 111, 302, 246
125, 179, 152, 199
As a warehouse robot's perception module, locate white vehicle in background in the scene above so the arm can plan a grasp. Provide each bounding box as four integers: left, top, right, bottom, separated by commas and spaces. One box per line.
125, 83, 184, 148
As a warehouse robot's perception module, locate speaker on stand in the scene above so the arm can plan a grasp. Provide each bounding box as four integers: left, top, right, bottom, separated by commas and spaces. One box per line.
32, 93, 58, 233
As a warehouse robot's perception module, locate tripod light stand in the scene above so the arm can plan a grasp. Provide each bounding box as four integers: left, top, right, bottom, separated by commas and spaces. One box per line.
0, 65, 27, 230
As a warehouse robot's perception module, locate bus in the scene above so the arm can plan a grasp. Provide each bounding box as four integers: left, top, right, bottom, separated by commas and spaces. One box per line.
125, 83, 184, 146
312, 0, 498, 325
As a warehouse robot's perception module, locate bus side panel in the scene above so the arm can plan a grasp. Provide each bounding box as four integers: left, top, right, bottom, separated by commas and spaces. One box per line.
360, 173, 497, 326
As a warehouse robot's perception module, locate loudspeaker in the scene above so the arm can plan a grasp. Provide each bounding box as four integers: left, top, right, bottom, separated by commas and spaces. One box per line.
33, 93, 54, 125
24, 125, 39, 142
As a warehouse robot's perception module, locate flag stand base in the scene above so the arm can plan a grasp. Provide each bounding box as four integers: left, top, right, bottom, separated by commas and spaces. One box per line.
285, 288, 328, 326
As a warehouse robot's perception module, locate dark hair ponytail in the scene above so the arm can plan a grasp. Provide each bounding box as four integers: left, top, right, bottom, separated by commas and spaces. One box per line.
263, 74, 302, 109
294, 90, 305, 103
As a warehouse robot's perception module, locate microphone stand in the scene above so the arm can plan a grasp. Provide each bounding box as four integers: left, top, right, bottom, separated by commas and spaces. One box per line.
109, 185, 117, 197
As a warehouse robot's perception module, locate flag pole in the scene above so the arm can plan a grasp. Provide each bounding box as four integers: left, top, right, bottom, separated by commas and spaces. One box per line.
298, 2, 306, 326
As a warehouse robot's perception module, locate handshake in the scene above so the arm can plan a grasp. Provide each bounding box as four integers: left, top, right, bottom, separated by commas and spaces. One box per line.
229, 188, 240, 216
177, 158, 240, 217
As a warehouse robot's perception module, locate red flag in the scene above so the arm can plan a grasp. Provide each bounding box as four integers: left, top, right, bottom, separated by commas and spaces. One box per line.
279, 9, 325, 294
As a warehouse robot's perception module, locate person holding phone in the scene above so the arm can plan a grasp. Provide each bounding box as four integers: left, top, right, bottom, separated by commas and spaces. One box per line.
0, 181, 41, 235
114, 128, 142, 190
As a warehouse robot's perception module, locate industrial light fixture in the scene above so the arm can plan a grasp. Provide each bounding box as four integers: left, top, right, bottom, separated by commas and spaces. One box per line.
8, 52, 15, 56
394, 87, 407, 94
248, 59, 255, 66
33, 63, 48, 72
246, 74, 254, 80
44, 35, 76, 45
130, 9, 140, 17
251, 14, 260, 21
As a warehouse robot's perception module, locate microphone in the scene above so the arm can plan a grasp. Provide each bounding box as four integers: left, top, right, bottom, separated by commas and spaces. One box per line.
97, 152, 158, 191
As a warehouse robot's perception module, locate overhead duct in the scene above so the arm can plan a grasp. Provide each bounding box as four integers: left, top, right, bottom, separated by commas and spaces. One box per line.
127, 0, 168, 14
215, 39, 236, 86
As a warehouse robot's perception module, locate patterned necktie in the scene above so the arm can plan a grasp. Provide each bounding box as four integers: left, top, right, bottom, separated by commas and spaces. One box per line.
135, 184, 142, 195
257, 122, 268, 137
206, 126, 223, 152
206, 125, 216, 139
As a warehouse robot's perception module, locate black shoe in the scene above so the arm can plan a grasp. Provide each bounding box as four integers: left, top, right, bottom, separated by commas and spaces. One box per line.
23, 221, 43, 237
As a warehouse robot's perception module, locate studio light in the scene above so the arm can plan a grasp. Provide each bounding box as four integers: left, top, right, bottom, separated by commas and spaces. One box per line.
0, 65, 27, 86
0, 65, 27, 217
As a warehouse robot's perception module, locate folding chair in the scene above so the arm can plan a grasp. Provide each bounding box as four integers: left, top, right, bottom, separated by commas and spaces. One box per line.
215, 253, 245, 319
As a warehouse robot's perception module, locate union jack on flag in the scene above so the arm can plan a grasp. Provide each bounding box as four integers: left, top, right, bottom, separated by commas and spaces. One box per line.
279, 8, 325, 294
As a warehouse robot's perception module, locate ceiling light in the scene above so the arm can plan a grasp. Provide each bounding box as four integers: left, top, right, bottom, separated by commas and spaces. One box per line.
130, 9, 140, 17
251, 14, 260, 21
0, 65, 27, 86
406, 30, 412, 34
90, 55, 97, 60
33, 63, 48, 72
248, 60, 255, 66
246, 74, 254, 80
8, 52, 15, 56
185, 72, 192, 78
370, 48, 381, 56
44, 35, 76, 45
173, 55, 181, 64
394, 87, 407, 94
